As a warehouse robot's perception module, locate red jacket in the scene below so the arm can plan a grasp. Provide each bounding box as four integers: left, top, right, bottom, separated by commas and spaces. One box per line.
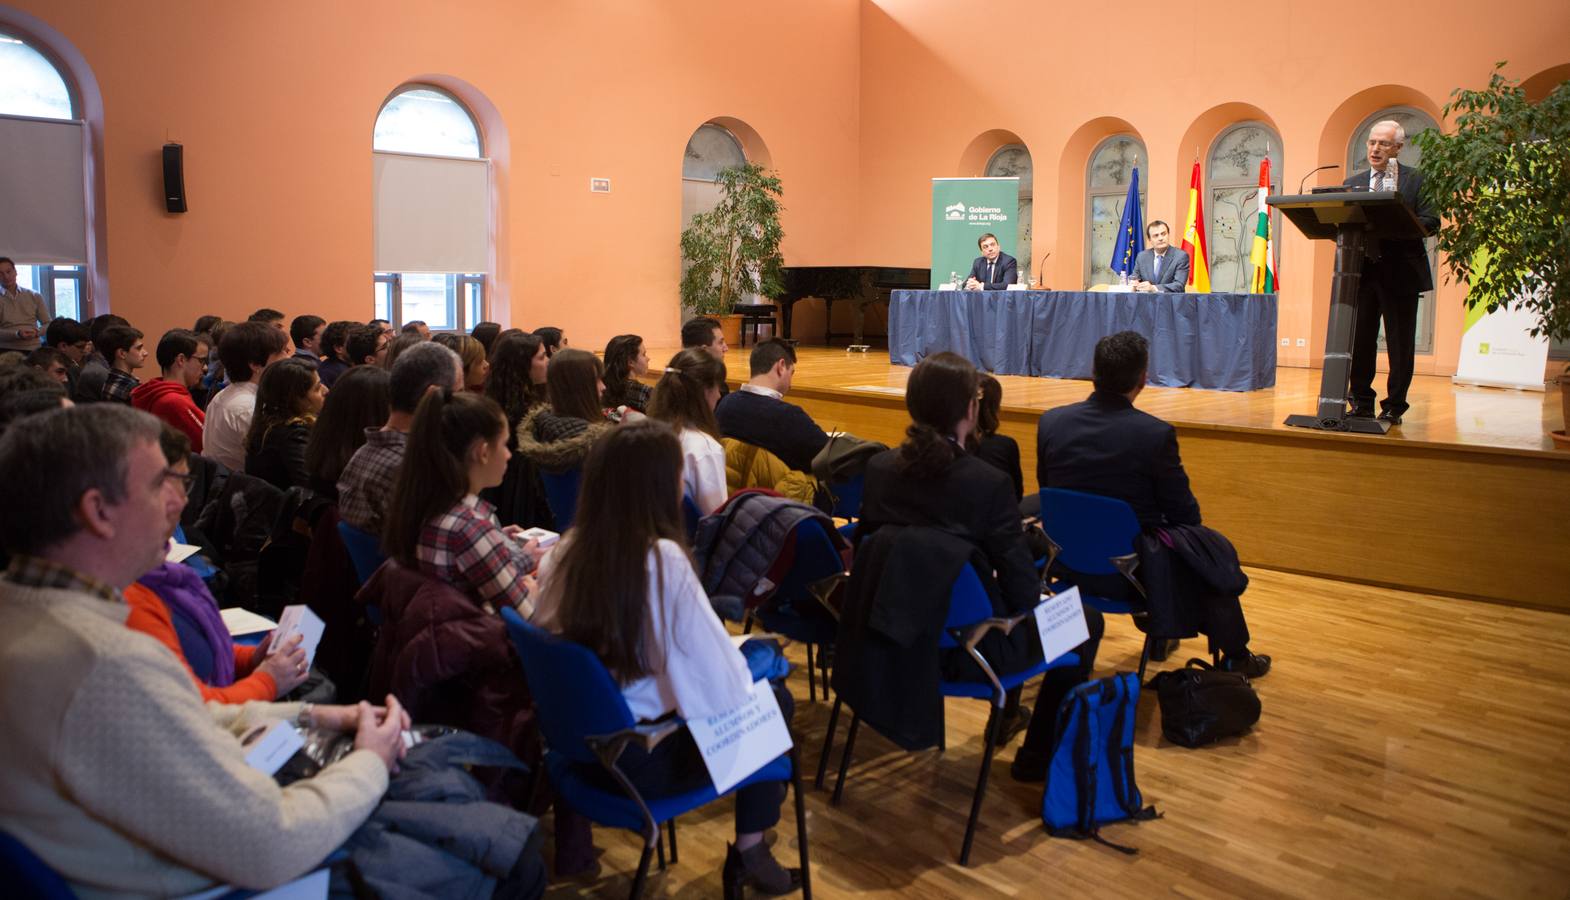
131, 377, 205, 452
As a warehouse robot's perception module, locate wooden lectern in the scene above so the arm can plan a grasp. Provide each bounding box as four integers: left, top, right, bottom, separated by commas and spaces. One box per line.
1269, 190, 1429, 434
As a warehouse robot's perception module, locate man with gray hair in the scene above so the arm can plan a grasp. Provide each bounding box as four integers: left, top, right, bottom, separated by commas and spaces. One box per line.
0, 405, 407, 895
1341, 118, 1439, 425
338, 340, 464, 535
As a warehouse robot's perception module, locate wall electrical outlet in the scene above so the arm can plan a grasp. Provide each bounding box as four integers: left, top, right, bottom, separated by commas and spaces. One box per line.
1281, 338, 1290, 346
1296, 338, 1307, 347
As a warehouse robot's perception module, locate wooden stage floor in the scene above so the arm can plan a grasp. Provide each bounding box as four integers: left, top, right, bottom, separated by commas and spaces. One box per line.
544, 567, 1570, 899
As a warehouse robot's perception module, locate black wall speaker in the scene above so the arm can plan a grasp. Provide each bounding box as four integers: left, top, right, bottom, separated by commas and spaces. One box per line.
162, 142, 187, 213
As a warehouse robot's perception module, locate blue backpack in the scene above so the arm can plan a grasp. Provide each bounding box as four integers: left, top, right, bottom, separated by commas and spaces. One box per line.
1041, 672, 1160, 852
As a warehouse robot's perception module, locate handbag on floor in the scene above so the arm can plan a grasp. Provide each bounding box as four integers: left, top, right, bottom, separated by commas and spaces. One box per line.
1042, 672, 1159, 853
1148, 658, 1261, 748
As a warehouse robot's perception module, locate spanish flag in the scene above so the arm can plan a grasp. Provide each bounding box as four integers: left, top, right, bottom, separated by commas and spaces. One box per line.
1249, 158, 1276, 293
1181, 161, 1210, 292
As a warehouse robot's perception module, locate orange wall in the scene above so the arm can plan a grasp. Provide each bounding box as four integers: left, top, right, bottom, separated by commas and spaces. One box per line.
855, 0, 1570, 373
1, 0, 863, 350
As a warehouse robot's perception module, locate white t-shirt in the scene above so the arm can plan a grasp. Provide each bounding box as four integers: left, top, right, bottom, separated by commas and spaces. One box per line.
202, 381, 258, 472
533, 538, 752, 722
680, 427, 729, 515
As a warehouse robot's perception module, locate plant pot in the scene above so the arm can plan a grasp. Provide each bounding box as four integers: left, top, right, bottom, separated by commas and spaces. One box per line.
718, 313, 743, 349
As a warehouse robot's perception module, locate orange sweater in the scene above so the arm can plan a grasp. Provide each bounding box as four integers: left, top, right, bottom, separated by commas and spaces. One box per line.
123, 583, 278, 703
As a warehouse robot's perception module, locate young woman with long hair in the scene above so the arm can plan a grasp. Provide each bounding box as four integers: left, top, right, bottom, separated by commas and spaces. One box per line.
968, 373, 1023, 501
531, 326, 565, 357
470, 321, 501, 356
855, 351, 1104, 783
448, 334, 490, 393
480, 332, 554, 528
646, 348, 729, 513
303, 365, 390, 498
515, 347, 611, 475
601, 333, 652, 412
243, 358, 327, 490
532, 420, 801, 897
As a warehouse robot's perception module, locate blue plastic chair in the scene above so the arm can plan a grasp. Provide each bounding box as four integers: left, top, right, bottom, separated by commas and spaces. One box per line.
825, 472, 865, 522
539, 468, 582, 529
745, 517, 848, 703
1037, 487, 1160, 681
0, 829, 73, 900
336, 520, 385, 587
499, 608, 812, 900
681, 495, 702, 541
817, 563, 1080, 866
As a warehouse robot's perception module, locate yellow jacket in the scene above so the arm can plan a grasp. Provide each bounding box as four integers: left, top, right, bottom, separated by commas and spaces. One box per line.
722, 438, 817, 507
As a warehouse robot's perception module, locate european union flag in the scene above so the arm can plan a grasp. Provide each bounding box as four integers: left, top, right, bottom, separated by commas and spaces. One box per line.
1109, 167, 1143, 279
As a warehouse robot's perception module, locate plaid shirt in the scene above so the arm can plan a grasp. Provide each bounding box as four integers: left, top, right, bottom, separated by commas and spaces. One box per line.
416, 496, 538, 615
5, 554, 122, 604
101, 368, 140, 405
337, 428, 407, 534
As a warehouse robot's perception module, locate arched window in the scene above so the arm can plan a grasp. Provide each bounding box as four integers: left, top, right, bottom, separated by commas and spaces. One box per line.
1084, 135, 1148, 287
1347, 107, 1440, 354
1207, 122, 1281, 294
682, 123, 747, 225
372, 86, 488, 331
0, 30, 85, 320
985, 144, 1032, 284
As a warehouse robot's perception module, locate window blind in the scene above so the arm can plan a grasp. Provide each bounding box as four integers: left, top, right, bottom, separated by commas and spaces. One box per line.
372, 151, 490, 273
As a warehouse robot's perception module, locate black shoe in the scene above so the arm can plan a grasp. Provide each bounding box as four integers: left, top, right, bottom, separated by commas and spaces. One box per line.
1010, 753, 1048, 783
1147, 638, 1180, 662
1377, 410, 1403, 426
723, 842, 802, 898
1219, 651, 1272, 679
1347, 406, 1376, 419
995, 704, 1030, 748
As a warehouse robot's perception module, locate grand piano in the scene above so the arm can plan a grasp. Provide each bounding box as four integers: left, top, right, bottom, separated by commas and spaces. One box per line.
774, 266, 931, 346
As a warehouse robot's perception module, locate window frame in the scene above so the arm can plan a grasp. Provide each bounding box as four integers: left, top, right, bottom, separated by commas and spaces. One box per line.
984, 143, 1033, 283
372, 84, 483, 159
1205, 120, 1282, 294
1083, 134, 1149, 288
0, 30, 78, 121
372, 271, 485, 333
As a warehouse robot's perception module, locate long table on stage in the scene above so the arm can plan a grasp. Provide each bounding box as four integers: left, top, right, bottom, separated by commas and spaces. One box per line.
888, 289, 1278, 391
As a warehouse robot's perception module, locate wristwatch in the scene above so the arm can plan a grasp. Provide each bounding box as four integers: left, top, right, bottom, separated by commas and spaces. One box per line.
296, 703, 314, 729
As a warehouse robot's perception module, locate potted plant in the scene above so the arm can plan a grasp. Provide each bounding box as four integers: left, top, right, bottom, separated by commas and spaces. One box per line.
679, 163, 786, 347
1414, 64, 1570, 442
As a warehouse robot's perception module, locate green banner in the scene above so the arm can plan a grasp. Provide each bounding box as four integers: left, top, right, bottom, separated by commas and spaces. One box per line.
930, 178, 1020, 289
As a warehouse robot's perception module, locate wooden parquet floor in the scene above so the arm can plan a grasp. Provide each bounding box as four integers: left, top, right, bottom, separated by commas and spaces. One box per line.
542, 568, 1570, 899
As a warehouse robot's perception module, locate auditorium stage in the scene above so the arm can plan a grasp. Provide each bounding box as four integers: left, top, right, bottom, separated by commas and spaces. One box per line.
680, 346, 1570, 611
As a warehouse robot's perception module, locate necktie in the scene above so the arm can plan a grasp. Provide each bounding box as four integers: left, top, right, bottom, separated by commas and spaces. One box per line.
987, 261, 995, 283
1154, 255, 1162, 279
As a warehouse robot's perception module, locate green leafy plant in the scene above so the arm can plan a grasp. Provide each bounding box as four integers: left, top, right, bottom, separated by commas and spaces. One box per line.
679, 163, 785, 317
1414, 63, 1570, 342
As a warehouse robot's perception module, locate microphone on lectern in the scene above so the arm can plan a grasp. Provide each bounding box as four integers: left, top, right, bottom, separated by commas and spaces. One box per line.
1298, 164, 1342, 194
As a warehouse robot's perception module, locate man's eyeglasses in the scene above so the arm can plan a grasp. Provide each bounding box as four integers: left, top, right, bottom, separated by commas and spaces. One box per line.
161, 468, 197, 495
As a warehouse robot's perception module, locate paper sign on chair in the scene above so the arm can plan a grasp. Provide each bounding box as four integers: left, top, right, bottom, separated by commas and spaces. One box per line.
687, 681, 793, 794
1035, 586, 1090, 662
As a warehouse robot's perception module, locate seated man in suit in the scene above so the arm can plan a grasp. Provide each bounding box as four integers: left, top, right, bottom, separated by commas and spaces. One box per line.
964, 233, 1017, 291
1131, 220, 1190, 293
1036, 330, 1270, 676
715, 338, 830, 473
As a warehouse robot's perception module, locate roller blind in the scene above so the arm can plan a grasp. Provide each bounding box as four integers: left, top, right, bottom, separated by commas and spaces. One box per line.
0, 115, 87, 264
373, 151, 490, 273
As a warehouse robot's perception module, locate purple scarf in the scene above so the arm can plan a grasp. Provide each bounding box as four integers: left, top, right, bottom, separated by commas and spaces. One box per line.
138, 561, 237, 686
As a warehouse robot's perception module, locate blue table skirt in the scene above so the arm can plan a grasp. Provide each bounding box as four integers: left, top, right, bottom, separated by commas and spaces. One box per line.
888, 290, 1277, 391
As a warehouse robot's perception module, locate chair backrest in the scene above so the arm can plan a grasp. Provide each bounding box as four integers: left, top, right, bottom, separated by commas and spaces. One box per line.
827, 472, 865, 521
539, 468, 582, 530
499, 606, 637, 766
681, 494, 702, 541
938, 563, 993, 649
0, 830, 74, 899
770, 516, 846, 607
1038, 488, 1141, 576
336, 520, 386, 586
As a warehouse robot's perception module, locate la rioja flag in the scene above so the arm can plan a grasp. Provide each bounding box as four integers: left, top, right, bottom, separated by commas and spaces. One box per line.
1249, 158, 1276, 293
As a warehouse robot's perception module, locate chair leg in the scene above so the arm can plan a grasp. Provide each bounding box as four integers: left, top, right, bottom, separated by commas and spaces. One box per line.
656, 832, 666, 870
629, 842, 655, 900
831, 713, 861, 806
814, 696, 843, 789
667, 817, 678, 865
790, 744, 813, 900
1137, 634, 1154, 684
959, 707, 1002, 866
742, 613, 754, 635
806, 643, 817, 703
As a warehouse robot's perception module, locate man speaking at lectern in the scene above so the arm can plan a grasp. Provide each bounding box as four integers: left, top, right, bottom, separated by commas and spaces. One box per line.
965, 233, 1017, 290
1343, 120, 1438, 425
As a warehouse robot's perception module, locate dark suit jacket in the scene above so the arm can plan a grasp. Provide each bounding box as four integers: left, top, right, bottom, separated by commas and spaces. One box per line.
1132, 247, 1191, 292
1036, 391, 1201, 528
968, 252, 1017, 290
1343, 164, 1439, 293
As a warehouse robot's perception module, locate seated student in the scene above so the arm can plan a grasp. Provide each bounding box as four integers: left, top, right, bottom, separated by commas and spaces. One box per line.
97, 324, 147, 404
402, 320, 431, 341
383, 390, 541, 613
71, 313, 127, 404
0, 403, 405, 896
44, 317, 90, 391
316, 320, 357, 388
290, 314, 326, 362
853, 352, 1104, 782
515, 347, 613, 475
453, 334, 490, 393
205, 321, 291, 472
531, 325, 566, 357
970, 374, 1023, 502
384, 330, 425, 368
24, 346, 71, 384
715, 338, 829, 473
1036, 331, 1271, 677
131, 328, 210, 452
249, 307, 288, 331
601, 333, 652, 412
532, 420, 802, 896
197, 319, 234, 406
345, 323, 391, 369
243, 358, 328, 491
0, 366, 71, 443
480, 333, 552, 527
339, 343, 463, 536
647, 348, 729, 513
124, 426, 312, 703
303, 365, 390, 500
682, 316, 729, 361
470, 321, 501, 356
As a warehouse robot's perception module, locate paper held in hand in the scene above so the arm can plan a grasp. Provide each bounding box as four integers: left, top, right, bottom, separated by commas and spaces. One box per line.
268, 604, 326, 666
686, 680, 794, 795
1034, 585, 1091, 663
